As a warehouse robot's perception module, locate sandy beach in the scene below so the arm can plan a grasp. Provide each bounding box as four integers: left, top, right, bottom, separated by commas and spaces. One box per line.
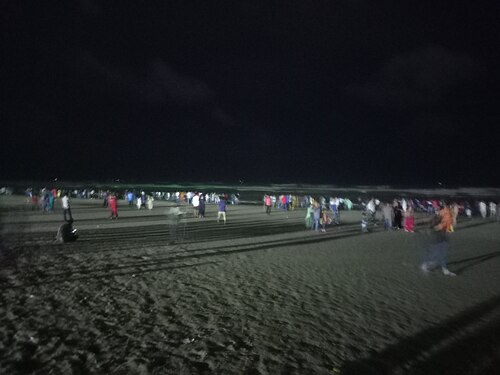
1, 194, 499, 374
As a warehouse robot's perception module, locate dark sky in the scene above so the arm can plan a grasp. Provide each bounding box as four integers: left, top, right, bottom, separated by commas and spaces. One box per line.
2, 1, 500, 186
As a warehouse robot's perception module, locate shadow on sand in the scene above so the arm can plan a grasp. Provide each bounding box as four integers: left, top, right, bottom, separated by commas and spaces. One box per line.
1, 226, 367, 289
340, 295, 500, 375
448, 251, 500, 275
1, 217, 497, 289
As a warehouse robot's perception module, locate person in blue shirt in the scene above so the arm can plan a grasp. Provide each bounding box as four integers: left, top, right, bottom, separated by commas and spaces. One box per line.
217, 197, 227, 224
127, 191, 134, 207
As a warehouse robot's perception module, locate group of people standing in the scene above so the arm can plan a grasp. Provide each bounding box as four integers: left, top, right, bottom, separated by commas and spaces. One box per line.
191, 192, 228, 223
379, 201, 415, 232
303, 198, 340, 232
125, 191, 154, 210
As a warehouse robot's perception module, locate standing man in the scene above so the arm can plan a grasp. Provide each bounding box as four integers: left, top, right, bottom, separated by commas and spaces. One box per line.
102, 190, 109, 207
198, 194, 206, 218
217, 196, 227, 224
61, 191, 73, 222
127, 191, 134, 207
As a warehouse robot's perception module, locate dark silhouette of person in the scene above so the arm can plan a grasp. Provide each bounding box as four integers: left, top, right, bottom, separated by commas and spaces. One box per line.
55, 219, 78, 243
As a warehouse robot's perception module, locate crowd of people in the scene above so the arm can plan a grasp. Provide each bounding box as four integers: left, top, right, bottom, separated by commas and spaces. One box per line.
359, 197, 498, 233
23, 187, 499, 226
262, 194, 354, 212
17, 187, 500, 276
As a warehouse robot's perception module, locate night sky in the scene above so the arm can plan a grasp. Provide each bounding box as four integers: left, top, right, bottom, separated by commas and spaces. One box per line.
3, 1, 500, 186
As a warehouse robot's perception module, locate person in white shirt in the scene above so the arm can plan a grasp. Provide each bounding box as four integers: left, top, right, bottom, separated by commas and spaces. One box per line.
146, 195, 154, 210
489, 201, 496, 219
61, 192, 73, 222
192, 193, 200, 218
479, 201, 487, 218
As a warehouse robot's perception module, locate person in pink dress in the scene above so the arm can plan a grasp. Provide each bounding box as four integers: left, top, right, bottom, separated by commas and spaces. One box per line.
404, 205, 415, 232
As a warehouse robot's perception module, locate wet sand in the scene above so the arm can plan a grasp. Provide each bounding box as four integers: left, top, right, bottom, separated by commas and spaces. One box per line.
1, 195, 500, 374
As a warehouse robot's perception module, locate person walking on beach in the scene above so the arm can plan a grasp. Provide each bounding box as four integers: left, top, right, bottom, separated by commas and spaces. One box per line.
61, 191, 73, 222
264, 194, 272, 215
421, 210, 456, 276
108, 193, 118, 219
217, 196, 227, 224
